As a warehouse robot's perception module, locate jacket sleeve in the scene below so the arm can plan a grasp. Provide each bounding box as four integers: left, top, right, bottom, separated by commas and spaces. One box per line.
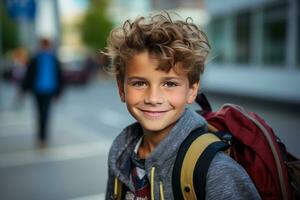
105, 165, 115, 200
205, 152, 261, 200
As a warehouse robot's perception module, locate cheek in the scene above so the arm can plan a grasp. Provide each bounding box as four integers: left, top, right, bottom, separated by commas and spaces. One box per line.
124, 87, 143, 104
166, 89, 189, 106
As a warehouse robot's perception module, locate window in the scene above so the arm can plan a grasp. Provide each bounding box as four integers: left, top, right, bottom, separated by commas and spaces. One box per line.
235, 11, 251, 64
208, 17, 225, 63
262, 2, 287, 66
297, 5, 300, 68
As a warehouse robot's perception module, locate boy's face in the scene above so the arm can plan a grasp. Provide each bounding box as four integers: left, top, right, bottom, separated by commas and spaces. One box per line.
118, 51, 199, 136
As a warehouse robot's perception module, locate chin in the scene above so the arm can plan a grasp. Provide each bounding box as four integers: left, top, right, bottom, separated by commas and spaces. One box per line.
143, 125, 166, 132
141, 120, 176, 133
140, 122, 163, 130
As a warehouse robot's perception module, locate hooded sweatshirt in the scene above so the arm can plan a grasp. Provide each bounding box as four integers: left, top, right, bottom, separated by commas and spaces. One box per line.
105, 108, 260, 200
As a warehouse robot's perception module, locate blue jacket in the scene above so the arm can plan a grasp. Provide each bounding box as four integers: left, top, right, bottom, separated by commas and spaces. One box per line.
21, 51, 64, 96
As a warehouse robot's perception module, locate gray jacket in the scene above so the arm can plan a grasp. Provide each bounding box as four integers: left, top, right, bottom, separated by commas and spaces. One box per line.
105, 108, 261, 200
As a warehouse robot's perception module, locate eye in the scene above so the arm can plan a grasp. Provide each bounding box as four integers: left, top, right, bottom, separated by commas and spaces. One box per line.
163, 81, 178, 87
131, 81, 147, 88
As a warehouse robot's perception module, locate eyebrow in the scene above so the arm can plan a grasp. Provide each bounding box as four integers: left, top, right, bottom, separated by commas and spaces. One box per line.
127, 76, 182, 81
163, 77, 181, 81
127, 76, 147, 81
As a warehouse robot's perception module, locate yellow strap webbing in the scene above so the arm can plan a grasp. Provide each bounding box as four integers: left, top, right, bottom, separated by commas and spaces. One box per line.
180, 133, 221, 200
207, 123, 218, 133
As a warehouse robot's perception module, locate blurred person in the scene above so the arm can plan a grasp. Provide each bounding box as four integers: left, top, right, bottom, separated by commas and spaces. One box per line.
19, 38, 64, 147
11, 47, 29, 83
104, 12, 260, 200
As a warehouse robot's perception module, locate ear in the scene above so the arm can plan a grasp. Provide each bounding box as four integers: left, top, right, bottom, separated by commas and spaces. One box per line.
187, 81, 200, 104
117, 80, 126, 103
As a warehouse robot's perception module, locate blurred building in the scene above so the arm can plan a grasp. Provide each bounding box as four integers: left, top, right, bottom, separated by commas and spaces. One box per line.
108, 0, 208, 26
58, 0, 88, 63
4, 0, 61, 52
203, 0, 300, 104
108, 0, 300, 104
36, 0, 61, 47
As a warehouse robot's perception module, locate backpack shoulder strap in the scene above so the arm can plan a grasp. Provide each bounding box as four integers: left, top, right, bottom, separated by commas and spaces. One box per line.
172, 128, 230, 200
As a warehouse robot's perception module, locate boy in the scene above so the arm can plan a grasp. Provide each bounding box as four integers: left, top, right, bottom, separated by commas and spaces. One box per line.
105, 13, 260, 200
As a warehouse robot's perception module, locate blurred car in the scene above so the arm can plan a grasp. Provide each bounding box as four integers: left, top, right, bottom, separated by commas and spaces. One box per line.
1, 66, 25, 83
58, 47, 97, 86
61, 58, 91, 86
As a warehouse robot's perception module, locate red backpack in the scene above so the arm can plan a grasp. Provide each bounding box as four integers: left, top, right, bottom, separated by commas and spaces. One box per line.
172, 93, 300, 200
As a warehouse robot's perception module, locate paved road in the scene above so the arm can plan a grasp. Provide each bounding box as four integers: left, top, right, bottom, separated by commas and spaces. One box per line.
0, 78, 134, 200
0, 77, 299, 200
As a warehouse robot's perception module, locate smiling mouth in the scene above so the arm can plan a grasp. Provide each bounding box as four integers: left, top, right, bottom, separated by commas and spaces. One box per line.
139, 109, 169, 118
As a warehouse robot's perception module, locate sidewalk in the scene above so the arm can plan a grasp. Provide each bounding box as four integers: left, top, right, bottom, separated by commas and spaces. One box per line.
0, 79, 125, 200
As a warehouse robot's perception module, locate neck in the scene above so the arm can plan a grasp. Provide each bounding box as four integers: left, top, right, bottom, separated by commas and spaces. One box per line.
138, 125, 173, 159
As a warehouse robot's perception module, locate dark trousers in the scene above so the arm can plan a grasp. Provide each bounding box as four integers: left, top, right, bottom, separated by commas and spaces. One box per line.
34, 94, 54, 142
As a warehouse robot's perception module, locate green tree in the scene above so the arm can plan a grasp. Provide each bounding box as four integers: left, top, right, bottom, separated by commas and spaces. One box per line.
80, 0, 113, 50
0, 1, 18, 54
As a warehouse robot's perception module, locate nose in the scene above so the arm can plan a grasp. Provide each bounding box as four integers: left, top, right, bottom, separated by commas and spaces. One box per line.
144, 86, 163, 105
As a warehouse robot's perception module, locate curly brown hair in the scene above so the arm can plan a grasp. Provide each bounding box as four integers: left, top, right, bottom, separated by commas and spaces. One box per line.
105, 12, 210, 86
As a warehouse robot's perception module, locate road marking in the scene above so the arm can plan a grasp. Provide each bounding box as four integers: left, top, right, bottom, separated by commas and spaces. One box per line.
0, 110, 33, 126
0, 111, 34, 137
69, 193, 105, 200
0, 140, 112, 168
0, 120, 32, 127
98, 108, 133, 128
0, 128, 33, 137
54, 117, 109, 139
